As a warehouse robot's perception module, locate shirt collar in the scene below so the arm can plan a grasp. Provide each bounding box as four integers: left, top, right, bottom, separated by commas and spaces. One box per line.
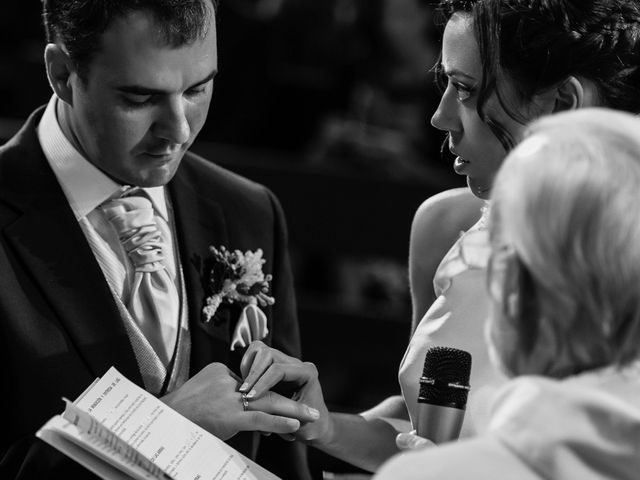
36, 95, 169, 221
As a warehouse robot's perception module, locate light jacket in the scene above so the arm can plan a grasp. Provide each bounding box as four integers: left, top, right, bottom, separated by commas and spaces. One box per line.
377, 363, 640, 479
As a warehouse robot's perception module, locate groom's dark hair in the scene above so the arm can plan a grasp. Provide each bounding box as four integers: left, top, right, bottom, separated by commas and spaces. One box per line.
41, 0, 218, 82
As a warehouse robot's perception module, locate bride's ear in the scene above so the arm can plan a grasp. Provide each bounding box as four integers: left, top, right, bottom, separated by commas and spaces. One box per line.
553, 76, 597, 112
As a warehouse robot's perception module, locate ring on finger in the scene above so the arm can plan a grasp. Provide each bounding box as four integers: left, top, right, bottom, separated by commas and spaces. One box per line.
240, 392, 250, 412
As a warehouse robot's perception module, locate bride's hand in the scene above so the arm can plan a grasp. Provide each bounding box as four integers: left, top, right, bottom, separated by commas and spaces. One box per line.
396, 430, 434, 451
239, 341, 333, 444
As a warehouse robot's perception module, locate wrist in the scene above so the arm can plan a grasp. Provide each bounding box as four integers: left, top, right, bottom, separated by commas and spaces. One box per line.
159, 389, 183, 416
159, 389, 174, 405
307, 411, 336, 448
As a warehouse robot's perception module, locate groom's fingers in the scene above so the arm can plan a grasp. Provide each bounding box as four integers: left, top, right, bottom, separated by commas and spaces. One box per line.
245, 391, 320, 425
236, 410, 301, 434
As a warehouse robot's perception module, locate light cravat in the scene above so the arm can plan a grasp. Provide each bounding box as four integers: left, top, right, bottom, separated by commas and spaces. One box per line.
102, 193, 179, 366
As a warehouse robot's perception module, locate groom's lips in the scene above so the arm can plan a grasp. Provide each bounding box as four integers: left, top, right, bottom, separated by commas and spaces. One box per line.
140, 148, 183, 163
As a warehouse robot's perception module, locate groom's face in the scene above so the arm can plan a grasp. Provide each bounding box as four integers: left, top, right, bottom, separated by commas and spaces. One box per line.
66, 8, 218, 187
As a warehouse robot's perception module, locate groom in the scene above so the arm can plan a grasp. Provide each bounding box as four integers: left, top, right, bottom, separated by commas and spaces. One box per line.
0, 1, 313, 478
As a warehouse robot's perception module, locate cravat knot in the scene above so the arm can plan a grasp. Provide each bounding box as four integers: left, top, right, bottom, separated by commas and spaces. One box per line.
101, 191, 180, 366
102, 196, 166, 273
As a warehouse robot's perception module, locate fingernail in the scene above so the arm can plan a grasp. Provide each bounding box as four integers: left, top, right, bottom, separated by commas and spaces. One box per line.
413, 437, 430, 448
396, 434, 410, 449
246, 389, 256, 399
307, 407, 320, 419
285, 418, 300, 430
239, 382, 249, 392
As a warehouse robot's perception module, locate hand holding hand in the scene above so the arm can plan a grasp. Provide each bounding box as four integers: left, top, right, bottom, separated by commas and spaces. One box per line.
161, 362, 319, 440
239, 341, 332, 445
395, 430, 435, 451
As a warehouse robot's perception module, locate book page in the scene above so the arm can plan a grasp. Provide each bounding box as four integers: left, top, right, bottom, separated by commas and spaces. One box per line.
37, 415, 159, 480
66, 367, 279, 480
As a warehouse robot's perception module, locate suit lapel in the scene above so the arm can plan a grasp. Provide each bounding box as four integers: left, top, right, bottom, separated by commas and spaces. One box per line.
169, 164, 233, 369
0, 120, 141, 384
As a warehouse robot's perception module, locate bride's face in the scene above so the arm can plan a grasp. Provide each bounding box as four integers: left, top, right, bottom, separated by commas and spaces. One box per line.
431, 12, 528, 200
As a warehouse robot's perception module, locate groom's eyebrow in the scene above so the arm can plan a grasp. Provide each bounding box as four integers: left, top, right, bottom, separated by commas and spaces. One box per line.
116, 69, 218, 95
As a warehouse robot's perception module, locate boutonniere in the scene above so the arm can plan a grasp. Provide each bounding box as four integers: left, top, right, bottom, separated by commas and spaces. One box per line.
202, 246, 275, 350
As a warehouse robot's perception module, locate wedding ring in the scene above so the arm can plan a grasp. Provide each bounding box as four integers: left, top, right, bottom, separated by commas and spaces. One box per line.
240, 392, 250, 411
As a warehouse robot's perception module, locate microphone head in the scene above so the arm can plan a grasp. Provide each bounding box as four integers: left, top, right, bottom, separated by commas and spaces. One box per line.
419, 346, 472, 410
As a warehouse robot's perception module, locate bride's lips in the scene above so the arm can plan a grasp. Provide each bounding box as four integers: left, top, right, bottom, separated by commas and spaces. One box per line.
453, 156, 470, 175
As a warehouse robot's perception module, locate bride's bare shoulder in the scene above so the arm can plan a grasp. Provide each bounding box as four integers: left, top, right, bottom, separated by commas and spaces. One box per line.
412, 188, 484, 231
409, 188, 485, 326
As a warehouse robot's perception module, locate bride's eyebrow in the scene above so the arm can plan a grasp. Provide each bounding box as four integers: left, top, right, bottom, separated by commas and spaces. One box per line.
444, 67, 477, 83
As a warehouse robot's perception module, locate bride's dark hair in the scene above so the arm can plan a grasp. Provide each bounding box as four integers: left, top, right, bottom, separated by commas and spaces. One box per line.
433, 0, 640, 151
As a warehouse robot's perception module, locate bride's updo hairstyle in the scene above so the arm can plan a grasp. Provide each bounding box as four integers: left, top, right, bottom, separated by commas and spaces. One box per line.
487, 109, 640, 378
434, 0, 640, 150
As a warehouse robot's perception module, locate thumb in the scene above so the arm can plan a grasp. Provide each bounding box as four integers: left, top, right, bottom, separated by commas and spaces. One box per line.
396, 431, 433, 451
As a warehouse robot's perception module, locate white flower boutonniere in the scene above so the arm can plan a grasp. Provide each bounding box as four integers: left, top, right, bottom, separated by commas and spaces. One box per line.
202, 246, 275, 323
202, 246, 275, 350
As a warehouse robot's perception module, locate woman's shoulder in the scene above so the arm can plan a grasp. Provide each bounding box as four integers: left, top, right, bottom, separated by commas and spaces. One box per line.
412, 188, 485, 231
409, 187, 485, 275
409, 188, 486, 325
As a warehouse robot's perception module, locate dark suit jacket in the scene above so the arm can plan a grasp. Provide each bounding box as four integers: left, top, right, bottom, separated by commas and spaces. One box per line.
0, 107, 309, 479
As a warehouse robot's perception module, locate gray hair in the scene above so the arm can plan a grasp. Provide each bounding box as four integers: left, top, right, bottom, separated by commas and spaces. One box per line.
488, 108, 640, 378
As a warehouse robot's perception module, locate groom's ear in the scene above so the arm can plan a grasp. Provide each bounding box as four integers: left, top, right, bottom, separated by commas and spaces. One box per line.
44, 43, 75, 106
552, 76, 589, 112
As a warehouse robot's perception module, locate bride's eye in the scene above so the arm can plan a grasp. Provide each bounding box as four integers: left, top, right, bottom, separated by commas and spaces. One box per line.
453, 83, 474, 102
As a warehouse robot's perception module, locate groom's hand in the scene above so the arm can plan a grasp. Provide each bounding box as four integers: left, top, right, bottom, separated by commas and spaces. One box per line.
161, 362, 319, 440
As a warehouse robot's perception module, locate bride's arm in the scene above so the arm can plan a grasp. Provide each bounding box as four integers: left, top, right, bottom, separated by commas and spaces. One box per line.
311, 411, 404, 472
314, 395, 411, 471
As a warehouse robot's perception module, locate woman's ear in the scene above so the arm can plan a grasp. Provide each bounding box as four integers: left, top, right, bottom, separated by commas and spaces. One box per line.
553, 76, 601, 112
552, 76, 584, 112
44, 43, 74, 106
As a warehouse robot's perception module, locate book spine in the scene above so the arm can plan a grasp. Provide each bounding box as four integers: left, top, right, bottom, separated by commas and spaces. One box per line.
63, 400, 169, 479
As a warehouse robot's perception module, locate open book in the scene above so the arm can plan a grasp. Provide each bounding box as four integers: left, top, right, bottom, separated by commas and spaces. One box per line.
36, 367, 280, 480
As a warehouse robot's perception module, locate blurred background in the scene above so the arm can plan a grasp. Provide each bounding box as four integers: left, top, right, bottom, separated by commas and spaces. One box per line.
0, 0, 465, 476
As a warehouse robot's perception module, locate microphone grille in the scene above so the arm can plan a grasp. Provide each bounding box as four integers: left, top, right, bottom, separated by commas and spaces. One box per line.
419, 346, 472, 409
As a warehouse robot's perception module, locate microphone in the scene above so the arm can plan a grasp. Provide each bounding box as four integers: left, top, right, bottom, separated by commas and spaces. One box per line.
416, 346, 472, 444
